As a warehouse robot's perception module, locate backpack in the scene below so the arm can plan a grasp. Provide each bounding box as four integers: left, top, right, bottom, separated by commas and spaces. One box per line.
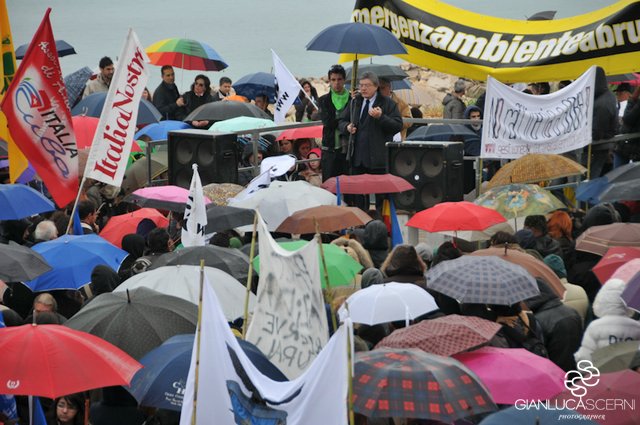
499, 313, 549, 358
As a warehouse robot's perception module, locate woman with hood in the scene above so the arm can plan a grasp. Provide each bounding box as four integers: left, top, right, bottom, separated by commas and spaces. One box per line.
380, 244, 427, 289
574, 278, 640, 362
361, 220, 389, 268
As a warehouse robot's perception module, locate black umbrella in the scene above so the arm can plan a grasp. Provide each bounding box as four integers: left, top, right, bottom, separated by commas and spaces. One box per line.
407, 124, 480, 142
599, 180, 638, 202
205, 204, 255, 233
72, 92, 161, 125
64, 66, 93, 109
183, 101, 270, 122
0, 138, 7, 158
15, 39, 76, 60
0, 242, 52, 282
64, 287, 197, 360
148, 245, 250, 283
346, 64, 408, 82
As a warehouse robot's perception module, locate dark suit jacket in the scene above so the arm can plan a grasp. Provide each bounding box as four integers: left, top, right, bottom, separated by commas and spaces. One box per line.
338, 94, 402, 170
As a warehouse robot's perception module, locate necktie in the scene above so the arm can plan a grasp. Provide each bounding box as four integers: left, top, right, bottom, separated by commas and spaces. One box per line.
360, 99, 370, 121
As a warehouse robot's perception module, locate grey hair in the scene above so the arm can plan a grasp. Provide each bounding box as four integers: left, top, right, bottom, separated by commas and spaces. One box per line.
34, 220, 58, 241
454, 79, 466, 93
359, 71, 379, 87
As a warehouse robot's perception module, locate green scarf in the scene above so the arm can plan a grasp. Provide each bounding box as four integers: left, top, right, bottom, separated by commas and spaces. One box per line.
331, 89, 349, 112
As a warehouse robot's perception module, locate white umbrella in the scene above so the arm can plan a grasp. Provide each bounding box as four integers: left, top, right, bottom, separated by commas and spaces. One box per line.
115, 265, 254, 321
435, 221, 515, 242
338, 282, 439, 326
229, 180, 337, 231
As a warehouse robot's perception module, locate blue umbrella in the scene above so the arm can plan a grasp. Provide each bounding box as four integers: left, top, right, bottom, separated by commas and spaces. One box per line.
127, 333, 287, 411
72, 92, 161, 125
575, 177, 610, 204
15, 39, 76, 60
232, 72, 276, 103
64, 66, 93, 108
25, 235, 127, 291
134, 120, 191, 141
480, 406, 598, 424
0, 184, 55, 220
306, 22, 407, 57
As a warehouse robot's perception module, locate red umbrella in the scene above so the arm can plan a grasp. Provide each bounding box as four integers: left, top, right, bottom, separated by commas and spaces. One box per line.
321, 174, 414, 194
0, 324, 141, 398
72, 115, 99, 149
593, 246, 640, 284
99, 208, 169, 248
552, 370, 640, 425
406, 201, 506, 232
276, 125, 323, 141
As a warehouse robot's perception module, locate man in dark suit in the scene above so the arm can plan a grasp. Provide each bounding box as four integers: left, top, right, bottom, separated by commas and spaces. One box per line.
339, 71, 403, 209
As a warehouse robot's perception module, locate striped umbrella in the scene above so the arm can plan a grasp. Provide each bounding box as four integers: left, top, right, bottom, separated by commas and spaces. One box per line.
145, 38, 228, 71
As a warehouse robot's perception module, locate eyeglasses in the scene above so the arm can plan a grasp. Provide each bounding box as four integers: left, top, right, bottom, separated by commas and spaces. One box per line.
359, 82, 375, 88
57, 402, 78, 411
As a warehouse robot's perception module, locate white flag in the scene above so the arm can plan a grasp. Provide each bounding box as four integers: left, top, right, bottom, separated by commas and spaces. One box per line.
272, 50, 303, 123
179, 272, 349, 425
85, 28, 150, 186
245, 213, 329, 379
181, 164, 207, 247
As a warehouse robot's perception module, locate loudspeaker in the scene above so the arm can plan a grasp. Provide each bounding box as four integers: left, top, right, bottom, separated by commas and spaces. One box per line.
387, 141, 464, 211
168, 130, 238, 188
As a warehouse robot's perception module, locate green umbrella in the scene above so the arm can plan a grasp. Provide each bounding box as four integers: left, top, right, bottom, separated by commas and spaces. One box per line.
209, 116, 274, 133
474, 183, 565, 220
591, 341, 640, 373
253, 240, 362, 288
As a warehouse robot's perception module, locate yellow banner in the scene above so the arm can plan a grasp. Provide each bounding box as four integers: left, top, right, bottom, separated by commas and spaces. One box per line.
0, 0, 28, 182
344, 0, 640, 83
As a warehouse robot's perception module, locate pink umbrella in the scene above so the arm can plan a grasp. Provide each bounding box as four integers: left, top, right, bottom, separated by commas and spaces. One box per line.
124, 185, 211, 213
276, 125, 323, 141
611, 258, 640, 284
453, 346, 566, 404
593, 247, 640, 284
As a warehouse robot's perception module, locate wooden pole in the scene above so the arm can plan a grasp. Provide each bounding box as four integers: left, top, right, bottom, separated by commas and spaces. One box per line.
242, 212, 259, 338
191, 259, 205, 425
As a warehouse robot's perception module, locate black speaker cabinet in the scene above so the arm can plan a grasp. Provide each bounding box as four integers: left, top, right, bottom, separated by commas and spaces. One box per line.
168, 130, 238, 188
387, 141, 464, 211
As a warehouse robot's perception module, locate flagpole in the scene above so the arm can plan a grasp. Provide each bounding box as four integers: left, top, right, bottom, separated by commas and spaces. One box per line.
345, 309, 355, 425
242, 212, 259, 338
191, 259, 205, 425
315, 218, 337, 332
65, 176, 87, 234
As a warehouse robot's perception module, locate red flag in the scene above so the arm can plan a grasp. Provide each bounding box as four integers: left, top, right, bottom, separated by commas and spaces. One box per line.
0, 9, 78, 207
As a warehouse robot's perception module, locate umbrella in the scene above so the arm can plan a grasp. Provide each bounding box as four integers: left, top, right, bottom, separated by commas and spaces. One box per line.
72, 92, 161, 125
276, 205, 372, 234
0, 137, 7, 157
592, 341, 640, 373
0, 324, 141, 398
99, 209, 169, 248
232, 72, 276, 103
184, 101, 271, 122
64, 66, 93, 108
71, 115, 99, 149
205, 204, 255, 233
437, 222, 515, 243
0, 184, 55, 220
65, 287, 198, 360
575, 223, 640, 256
145, 38, 228, 71
346, 64, 408, 81
115, 265, 255, 320
622, 271, 640, 312
122, 155, 169, 195
276, 125, 323, 141
337, 282, 439, 326
321, 173, 414, 194
480, 406, 598, 425
470, 246, 566, 298
427, 256, 539, 305
576, 177, 610, 204
603, 161, 640, 184
209, 116, 274, 133
474, 184, 566, 220
552, 370, 640, 425
15, 39, 76, 59
124, 185, 211, 213
599, 180, 640, 202
148, 246, 251, 283
487, 154, 587, 188
0, 242, 52, 282
394, 85, 433, 107
353, 348, 496, 422
127, 334, 287, 411
406, 124, 480, 143
453, 347, 566, 404
229, 181, 337, 231
612, 258, 640, 283
25, 235, 127, 292
253, 240, 362, 288
375, 314, 502, 357
134, 120, 191, 141
202, 183, 245, 206
592, 247, 640, 283
406, 201, 506, 233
